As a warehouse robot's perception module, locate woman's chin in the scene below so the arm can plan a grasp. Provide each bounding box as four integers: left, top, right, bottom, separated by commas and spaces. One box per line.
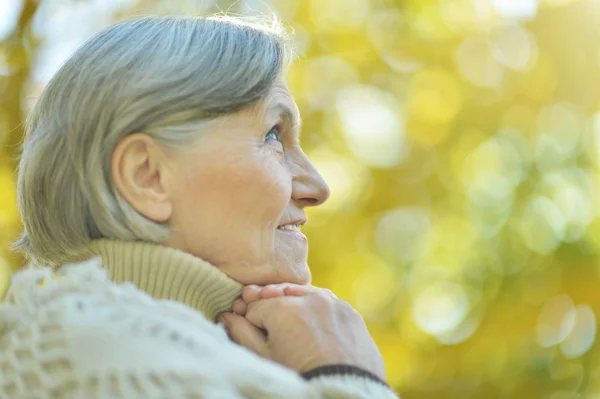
260, 266, 311, 286
233, 261, 311, 286
206, 249, 310, 286
283, 263, 312, 285
269, 256, 311, 286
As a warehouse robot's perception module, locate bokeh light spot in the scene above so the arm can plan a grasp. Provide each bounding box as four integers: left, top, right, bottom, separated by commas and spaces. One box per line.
310, 0, 370, 31
540, 169, 595, 242
537, 295, 574, 347
441, 0, 494, 35
560, 305, 596, 358
436, 313, 480, 345
538, 103, 583, 159
492, 23, 538, 71
490, 0, 538, 20
299, 56, 360, 110
308, 148, 372, 212
0, 0, 23, 41
587, 111, 600, 170
462, 135, 525, 206
376, 207, 431, 264
367, 9, 422, 73
412, 281, 470, 337
457, 37, 504, 88
407, 67, 463, 128
520, 196, 566, 254
337, 84, 407, 167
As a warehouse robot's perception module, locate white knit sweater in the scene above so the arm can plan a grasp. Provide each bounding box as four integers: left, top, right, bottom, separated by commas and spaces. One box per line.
0, 240, 398, 398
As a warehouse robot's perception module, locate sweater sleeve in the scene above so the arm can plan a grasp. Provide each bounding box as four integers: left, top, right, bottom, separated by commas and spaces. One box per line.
303, 364, 398, 398
0, 262, 399, 399
306, 374, 399, 398
0, 303, 399, 399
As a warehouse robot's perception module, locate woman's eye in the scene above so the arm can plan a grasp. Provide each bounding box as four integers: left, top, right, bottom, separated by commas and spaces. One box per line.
265, 126, 281, 143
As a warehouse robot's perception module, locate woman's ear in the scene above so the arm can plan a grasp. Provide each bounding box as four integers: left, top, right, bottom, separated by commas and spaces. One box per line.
111, 133, 173, 222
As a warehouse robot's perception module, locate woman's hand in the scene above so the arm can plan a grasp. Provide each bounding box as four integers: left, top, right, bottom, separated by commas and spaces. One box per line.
220, 284, 387, 381
231, 284, 328, 316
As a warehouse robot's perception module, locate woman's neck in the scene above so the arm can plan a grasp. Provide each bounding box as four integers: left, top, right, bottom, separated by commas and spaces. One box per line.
71, 239, 244, 321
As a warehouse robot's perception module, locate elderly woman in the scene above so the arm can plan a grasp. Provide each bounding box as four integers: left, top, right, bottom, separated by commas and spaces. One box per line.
0, 16, 398, 398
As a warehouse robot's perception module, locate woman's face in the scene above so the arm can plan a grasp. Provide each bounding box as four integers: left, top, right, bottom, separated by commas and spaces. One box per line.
165, 82, 330, 286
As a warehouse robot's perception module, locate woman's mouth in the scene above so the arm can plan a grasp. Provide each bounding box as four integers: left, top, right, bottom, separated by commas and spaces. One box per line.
277, 224, 302, 231
277, 224, 307, 241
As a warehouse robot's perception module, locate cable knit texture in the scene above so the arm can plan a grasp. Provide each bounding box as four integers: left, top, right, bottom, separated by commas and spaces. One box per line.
0, 240, 399, 398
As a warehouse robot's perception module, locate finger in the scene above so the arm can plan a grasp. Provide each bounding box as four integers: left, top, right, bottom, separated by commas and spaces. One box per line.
282, 285, 338, 299
242, 285, 263, 304
259, 284, 291, 299
218, 313, 269, 357
259, 283, 320, 298
244, 300, 269, 331
282, 285, 315, 297
245, 296, 300, 331
233, 299, 247, 315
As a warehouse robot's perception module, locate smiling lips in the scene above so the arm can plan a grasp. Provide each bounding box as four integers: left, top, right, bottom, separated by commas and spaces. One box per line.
276, 221, 307, 241
277, 217, 306, 230
277, 224, 302, 231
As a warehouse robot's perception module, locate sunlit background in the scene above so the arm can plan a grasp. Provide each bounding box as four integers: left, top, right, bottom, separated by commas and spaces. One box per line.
2, 0, 600, 397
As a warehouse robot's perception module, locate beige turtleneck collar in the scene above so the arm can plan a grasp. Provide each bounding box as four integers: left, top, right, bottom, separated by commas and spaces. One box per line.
72, 239, 244, 322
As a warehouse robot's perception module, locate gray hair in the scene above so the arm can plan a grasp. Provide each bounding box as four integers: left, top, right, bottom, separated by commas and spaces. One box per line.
14, 15, 290, 266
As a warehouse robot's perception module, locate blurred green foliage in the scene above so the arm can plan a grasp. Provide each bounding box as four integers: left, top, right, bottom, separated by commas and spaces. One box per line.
2, 0, 600, 397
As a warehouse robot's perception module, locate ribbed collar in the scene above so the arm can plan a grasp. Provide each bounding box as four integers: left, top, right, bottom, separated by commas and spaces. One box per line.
72, 239, 243, 322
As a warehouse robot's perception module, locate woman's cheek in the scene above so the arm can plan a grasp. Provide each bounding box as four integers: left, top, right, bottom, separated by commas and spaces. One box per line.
268, 144, 285, 165
268, 168, 292, 208
262, 147, 291, 188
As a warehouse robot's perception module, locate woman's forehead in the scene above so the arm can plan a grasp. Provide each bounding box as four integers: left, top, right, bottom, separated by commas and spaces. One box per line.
261, 83, 301, 129
265, 82, 296, 109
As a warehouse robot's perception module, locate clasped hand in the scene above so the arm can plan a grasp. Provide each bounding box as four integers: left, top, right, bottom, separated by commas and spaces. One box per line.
217, 284, 387, 381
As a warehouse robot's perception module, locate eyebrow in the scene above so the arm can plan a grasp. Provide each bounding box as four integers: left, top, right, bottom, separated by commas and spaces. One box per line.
272, 103, 302, 136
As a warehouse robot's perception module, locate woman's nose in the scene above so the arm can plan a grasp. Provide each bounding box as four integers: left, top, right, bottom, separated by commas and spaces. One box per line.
291, 150, 330, 207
